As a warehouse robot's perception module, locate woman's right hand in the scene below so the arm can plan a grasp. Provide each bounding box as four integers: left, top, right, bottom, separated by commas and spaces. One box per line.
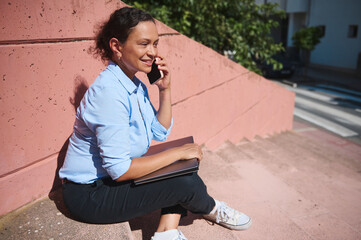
177, 143, 203, 161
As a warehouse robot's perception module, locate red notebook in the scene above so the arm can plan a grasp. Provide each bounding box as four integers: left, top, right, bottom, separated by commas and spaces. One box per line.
133, 136, 199, 185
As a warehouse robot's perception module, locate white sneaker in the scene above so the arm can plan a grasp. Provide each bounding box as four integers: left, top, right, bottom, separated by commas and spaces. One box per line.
151, 229, 188, 240
203, 201, 252, 230
174, 230, 187, 240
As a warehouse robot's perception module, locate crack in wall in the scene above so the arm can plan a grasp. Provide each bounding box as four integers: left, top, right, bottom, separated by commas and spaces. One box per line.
172, 71, 249, 107
0, 152, 59, 179
0, 37, 95, 46
0, 33, 180, 46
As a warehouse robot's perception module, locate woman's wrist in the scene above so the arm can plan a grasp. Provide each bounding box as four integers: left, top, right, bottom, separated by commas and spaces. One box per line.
172, 146, 184, 160
159, 85, 171, 93
159, 87, 171, 99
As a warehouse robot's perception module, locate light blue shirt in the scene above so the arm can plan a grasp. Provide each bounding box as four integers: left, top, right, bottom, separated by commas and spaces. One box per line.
59, 61, 172, 184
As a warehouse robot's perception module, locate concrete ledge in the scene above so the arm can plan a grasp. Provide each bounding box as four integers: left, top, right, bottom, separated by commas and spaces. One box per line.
0, 154, 58, 217
0, 189, 134, 240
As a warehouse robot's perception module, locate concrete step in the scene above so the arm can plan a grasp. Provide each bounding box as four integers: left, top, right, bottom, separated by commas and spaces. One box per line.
129, 131, 361, 239
2, 130, 361, 240
293, 121, 361, 163
215, 140, 317, 240
269, 131, 361, 174
0, 189, 133, 240
235, 132, 361, 239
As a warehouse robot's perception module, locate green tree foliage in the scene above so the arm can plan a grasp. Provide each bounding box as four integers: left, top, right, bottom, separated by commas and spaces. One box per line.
292, 26, 323, 78
124, 0, 286, 74
292, 26, 323, 51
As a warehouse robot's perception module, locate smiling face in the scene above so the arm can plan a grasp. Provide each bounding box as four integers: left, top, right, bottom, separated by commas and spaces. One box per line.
117, 21, 159, 79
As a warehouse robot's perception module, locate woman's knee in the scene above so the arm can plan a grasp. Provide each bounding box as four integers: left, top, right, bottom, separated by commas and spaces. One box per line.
172, 173, 207, 194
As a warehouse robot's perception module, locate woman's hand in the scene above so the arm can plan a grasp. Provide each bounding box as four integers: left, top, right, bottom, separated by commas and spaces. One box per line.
154, 54, 172, 129
154, 55, 171, 91
177, 143, 203, 161
115, 143, 203, 182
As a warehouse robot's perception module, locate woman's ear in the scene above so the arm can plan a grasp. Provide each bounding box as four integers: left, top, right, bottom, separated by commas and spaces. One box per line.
109, 38, 122, 58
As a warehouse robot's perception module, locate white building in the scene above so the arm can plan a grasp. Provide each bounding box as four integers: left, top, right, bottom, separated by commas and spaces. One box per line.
256, 0, 361, 72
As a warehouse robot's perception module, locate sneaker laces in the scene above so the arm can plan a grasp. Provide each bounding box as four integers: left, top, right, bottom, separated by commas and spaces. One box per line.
215, 201, 242, 225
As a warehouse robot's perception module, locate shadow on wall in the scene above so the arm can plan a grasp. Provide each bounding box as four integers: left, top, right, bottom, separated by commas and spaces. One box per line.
69, 75, 90, 112
48, 76, 89, 216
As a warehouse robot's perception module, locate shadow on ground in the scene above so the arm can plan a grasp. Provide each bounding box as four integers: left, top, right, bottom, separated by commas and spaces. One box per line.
129, 211, 201, 240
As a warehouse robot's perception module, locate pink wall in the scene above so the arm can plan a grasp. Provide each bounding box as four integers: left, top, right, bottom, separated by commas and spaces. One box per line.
0, 0, 295, 216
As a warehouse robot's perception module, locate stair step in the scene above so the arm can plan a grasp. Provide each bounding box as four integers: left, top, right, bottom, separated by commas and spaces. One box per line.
215, 141, 252, 163
235, 138, 275, 162
208, 141, 321, 239
3, 131, 361, 240
275, 131, 361, 172
239, 132, 361, 234
199, 146, 242, 184
264, 131, 361, 180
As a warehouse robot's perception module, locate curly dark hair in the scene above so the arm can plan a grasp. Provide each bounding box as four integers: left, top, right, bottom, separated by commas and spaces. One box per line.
93, 7, 155, 62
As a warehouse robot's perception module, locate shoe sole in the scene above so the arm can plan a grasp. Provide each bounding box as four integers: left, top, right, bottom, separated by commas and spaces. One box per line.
203, 217, 252, 231
220, 218, 252, 231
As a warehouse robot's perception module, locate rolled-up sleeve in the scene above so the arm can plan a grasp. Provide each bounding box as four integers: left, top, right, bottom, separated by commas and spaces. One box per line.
152, 116, 173, 141
143, 85, 172, 142
82, 86, 132, 180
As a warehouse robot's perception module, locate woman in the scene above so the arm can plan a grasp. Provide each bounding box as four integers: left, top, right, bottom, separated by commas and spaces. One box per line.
59, 7, 251, 240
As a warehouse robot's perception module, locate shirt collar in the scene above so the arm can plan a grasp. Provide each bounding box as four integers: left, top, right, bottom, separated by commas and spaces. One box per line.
107, 61, 142, 95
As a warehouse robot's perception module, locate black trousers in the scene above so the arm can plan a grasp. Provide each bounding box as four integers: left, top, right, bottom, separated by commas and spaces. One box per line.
62, 173, 215, 224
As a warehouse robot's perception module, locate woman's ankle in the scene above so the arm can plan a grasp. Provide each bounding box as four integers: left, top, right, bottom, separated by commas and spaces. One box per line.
157, 213, 181, 232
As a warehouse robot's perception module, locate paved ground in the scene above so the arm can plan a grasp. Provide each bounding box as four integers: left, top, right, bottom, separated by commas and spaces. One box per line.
1, 118, 361, 240
289, 65, 361, 92
282, 83, 361, 145
276, 65, 361, 145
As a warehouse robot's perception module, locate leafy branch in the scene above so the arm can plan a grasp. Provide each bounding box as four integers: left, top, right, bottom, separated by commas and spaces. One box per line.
125, 0, 286, 74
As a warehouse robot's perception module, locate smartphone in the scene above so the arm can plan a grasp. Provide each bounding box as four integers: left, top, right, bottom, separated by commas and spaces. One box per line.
147, 59, 164, 84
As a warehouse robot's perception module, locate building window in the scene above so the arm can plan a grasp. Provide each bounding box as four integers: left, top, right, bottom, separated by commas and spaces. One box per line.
348, 25, 358, 38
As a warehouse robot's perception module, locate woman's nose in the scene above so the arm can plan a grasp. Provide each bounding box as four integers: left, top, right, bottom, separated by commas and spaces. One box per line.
147, 45, 157, 57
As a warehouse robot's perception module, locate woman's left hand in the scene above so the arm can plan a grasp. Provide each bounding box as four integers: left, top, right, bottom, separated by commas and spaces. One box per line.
154, 55, 171, 91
